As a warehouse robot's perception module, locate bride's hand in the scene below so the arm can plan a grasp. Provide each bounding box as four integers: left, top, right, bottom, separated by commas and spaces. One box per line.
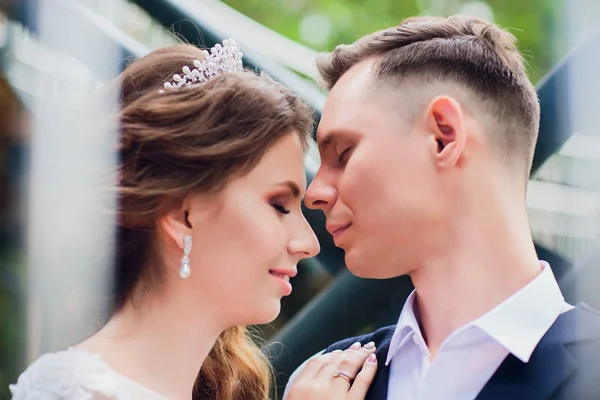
285, 342, 378, 400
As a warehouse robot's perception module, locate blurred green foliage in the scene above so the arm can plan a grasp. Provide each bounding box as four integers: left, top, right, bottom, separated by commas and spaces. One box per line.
222, 0, 571, 84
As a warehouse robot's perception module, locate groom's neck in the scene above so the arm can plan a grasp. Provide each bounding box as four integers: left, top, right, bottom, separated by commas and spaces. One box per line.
408, 193, 540, 360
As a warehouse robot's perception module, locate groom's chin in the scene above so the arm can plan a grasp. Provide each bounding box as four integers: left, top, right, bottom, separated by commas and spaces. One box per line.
344, 249, 377, 278
344, 248, 403, 279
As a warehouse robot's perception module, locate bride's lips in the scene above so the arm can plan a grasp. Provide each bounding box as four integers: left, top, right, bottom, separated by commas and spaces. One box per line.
269, 268, 297, 295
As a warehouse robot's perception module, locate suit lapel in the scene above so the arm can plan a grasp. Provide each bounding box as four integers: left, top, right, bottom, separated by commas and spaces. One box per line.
476, 307, 582, 400
366, 327, 395, 400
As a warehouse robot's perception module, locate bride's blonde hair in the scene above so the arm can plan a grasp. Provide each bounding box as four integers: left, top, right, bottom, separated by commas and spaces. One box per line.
113, 44, 314, 400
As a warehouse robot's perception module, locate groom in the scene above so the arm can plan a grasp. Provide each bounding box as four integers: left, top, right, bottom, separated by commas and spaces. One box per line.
294, 15, 600, 400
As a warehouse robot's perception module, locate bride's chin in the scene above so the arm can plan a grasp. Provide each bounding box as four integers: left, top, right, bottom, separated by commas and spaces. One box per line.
250, 302, 283, 326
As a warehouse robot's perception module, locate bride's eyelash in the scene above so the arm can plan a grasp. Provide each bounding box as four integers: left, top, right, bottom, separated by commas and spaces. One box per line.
272, 203, 290, 215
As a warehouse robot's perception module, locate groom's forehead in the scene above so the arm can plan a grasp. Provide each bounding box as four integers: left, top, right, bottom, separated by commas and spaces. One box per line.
320, 63, 388, 121
329, 60, 377, 100
317, 96, 380, 151
318, 90, 367, 144
317, 60, 391, 150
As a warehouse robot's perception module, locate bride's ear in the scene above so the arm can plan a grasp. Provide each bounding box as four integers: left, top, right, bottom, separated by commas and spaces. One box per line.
159, 198, 193, 251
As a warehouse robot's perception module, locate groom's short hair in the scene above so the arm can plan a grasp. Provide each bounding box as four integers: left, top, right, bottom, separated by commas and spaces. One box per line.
317, 16, 540, 180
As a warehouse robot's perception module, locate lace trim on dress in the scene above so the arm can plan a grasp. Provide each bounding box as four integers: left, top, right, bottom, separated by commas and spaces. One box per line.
9, 347, 130, 400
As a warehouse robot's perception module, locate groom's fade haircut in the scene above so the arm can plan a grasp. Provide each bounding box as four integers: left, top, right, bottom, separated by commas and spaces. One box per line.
316, 15, 540, 181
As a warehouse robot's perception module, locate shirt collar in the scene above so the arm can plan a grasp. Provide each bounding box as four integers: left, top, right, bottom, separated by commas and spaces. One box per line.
385, 290, 420, 366
385, 261, 573, 366
472, 261, 573, 362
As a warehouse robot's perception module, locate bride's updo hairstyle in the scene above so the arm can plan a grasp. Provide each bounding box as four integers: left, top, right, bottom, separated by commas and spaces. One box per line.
114, 43, 314, 400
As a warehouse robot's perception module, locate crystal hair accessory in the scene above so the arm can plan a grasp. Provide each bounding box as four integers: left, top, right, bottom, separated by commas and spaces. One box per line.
161, 39, 244, 92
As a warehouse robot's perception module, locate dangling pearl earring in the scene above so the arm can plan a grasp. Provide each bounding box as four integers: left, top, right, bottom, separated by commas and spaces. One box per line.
180, 235, 192, 279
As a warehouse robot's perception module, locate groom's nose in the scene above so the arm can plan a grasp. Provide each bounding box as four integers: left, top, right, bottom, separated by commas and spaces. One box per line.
305, 170, 337, 213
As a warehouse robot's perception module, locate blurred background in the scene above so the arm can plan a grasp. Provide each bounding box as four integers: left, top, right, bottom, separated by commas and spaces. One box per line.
0, 0, 599, 398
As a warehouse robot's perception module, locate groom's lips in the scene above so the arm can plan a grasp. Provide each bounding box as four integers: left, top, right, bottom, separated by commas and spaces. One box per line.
327, 223, 352, 243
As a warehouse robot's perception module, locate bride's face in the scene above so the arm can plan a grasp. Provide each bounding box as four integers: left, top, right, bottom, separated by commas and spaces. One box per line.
185, 133, 320, 325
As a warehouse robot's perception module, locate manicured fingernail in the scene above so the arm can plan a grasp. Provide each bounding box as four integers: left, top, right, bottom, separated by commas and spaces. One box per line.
368, 354, 377, 363
349, 342, 361, 350
332, 349, 343, 353
364, 341, 375, 350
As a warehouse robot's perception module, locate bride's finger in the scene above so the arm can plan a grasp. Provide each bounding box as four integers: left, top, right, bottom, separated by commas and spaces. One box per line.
297, 351, 337, 380
314, 342, 360, 383
328, 342, 376, 392
348, 353, 378, 400
317, 351, 348, 387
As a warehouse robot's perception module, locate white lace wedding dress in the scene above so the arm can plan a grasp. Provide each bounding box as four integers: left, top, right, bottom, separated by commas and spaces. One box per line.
9, 347, 169, 400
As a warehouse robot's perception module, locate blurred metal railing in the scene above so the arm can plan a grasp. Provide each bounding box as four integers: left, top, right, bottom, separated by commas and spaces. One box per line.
129, 0, 326, 111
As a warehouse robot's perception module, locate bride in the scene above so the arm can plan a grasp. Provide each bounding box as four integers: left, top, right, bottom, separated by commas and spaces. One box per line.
9, 39, 377, 399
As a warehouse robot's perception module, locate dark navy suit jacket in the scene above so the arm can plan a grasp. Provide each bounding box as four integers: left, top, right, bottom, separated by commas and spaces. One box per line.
325, 303, 600, 400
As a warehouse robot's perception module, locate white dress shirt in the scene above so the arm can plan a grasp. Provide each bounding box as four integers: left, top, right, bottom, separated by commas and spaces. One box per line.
386, 261, 574, 400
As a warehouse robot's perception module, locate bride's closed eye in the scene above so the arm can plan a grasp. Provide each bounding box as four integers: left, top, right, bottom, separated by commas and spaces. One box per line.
272, 202, 290, 215
269, 180, 303, 215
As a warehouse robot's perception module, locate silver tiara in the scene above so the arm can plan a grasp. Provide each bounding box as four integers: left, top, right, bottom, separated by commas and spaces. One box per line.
160, 39, 244, 92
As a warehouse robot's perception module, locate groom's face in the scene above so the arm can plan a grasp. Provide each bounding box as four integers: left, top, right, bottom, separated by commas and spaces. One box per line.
305, 60, 445, 278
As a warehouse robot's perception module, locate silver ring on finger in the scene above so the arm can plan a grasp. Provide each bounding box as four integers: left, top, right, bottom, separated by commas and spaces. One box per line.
333, 369, 354, 384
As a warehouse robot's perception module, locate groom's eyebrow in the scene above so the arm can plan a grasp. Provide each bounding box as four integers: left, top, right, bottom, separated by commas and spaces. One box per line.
318, 129, 357, 154
317, 134, 336, 154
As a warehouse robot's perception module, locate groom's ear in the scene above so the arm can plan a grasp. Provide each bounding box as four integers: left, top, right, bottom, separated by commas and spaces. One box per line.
424, 95, 466, 169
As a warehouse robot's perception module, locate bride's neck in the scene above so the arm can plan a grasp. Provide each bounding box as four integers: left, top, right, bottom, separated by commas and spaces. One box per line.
80, 289, 223, 400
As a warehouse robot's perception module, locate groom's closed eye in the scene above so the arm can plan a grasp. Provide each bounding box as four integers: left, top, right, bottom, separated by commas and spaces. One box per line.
337, 147, 352, 167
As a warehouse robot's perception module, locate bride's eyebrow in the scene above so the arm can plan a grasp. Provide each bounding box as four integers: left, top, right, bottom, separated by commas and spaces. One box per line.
273, 180, 303, 200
